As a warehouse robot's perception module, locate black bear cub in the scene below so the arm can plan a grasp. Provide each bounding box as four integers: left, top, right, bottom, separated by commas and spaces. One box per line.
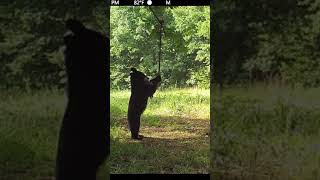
128, 68, 161, 140
56, 19, 109, 180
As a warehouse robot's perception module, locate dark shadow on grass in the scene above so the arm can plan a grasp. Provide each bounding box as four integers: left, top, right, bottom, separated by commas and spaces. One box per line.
110, 115, 209, 173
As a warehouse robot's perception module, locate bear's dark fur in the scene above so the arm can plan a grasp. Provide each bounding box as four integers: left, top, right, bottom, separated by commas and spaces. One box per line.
55, 19, 109, 180
128, 68, 161, 140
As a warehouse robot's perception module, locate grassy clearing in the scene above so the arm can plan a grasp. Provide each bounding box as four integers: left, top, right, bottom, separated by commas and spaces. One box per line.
211, 85, 320, 180
110, 88, 210, 174
0, 89, 109, 180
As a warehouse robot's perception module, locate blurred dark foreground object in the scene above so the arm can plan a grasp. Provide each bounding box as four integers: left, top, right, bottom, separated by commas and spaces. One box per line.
55, 19, 109, 180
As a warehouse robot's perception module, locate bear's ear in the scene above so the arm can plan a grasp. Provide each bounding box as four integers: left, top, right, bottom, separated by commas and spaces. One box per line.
130, 67, 137, 72
130, 68, 135, 76
65, 19, 85, 35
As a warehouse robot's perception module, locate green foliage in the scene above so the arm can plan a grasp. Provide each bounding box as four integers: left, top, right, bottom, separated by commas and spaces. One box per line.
110, 7, 210, 89
214, 0, 320, 87
0, 1, 108, 89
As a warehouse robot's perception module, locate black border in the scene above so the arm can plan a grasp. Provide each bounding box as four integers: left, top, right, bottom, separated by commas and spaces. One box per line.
111, 174, 210, 180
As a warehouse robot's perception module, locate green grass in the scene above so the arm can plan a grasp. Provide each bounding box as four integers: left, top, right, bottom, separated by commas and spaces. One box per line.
4, 85, 318, 178
110, 88, 210, 173
211, 85, 320, 180
0, 89, 109, 180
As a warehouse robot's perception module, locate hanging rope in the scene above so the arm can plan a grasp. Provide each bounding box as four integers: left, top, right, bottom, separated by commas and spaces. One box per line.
148, 7, 164, 74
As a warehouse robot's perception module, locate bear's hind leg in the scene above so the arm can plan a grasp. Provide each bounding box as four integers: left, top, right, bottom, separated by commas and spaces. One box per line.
128, 113, 143, 140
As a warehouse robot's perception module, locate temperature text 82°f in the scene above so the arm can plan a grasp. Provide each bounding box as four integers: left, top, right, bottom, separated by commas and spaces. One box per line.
134, 0, 144, 5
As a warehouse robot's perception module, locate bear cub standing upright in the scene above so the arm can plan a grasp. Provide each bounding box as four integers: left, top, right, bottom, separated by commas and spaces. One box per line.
127, 68, 161, 140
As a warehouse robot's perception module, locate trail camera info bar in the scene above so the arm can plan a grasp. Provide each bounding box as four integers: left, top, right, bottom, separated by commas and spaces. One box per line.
110, 0, 210, 6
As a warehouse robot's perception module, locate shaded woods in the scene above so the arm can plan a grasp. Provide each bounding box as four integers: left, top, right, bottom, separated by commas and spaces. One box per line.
212, 1, 320, 179
0, 1, 108, 90
213, 0, 320, 88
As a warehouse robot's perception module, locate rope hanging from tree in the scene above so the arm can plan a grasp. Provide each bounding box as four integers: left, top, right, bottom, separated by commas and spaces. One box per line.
148, 7, 164, 74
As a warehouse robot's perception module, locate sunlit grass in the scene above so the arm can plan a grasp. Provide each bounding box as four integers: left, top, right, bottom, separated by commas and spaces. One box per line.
110, 88, 210, 174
